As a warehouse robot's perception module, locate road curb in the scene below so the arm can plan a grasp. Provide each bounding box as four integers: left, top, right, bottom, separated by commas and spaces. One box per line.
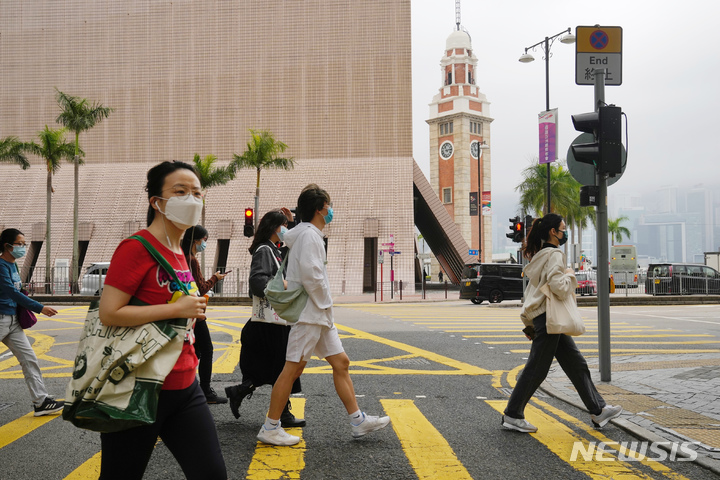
539, 383, 720, 474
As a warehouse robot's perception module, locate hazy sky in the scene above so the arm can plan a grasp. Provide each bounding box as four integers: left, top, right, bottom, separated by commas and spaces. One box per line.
411, 0, 720, 202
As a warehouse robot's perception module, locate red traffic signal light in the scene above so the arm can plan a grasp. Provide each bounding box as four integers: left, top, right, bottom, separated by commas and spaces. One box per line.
506, 216, 525, 243
243, 208, 254, 237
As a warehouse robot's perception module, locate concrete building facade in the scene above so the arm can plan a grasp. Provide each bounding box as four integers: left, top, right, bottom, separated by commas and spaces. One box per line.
0, 0, 417, 296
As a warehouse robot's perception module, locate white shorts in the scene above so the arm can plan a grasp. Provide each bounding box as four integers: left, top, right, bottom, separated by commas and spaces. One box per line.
286, 323, 344, 363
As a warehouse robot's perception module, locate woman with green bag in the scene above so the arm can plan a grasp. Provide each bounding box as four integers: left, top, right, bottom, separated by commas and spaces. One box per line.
225, 208, 305, 427
97, 161, 226, 479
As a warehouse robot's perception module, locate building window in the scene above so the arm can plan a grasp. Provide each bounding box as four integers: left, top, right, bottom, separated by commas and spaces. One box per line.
443, 187, 452, 204
446, 71, 452, 85
439, 121, 454, 136
470, 121, 482, 134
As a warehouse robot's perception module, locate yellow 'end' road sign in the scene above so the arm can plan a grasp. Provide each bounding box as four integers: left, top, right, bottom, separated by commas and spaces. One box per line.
576, 25, 623, 86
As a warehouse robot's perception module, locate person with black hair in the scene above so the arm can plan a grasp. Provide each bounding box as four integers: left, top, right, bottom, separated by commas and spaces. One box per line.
224, 208, 304, 426
256, 184, 390, 446
502, 213, 622, 433
0, 228, 64, 416
182, 224, 228, 404
97, 161, 226, 479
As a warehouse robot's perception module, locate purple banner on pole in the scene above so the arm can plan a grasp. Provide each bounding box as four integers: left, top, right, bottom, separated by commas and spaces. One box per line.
538, 109, 558, 165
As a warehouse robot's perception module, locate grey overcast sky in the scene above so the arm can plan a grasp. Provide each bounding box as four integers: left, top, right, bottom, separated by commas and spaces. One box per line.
411, 0, 720, 200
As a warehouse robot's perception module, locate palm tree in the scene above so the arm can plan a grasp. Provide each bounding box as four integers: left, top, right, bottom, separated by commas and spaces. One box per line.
516, 160, 580, 219
232, 130, 294, 227
55, 89, 113, 292
191, 153, 236, 271
0, 136, 31, 169
608, 215, 631, 246
25, 126, 77, 293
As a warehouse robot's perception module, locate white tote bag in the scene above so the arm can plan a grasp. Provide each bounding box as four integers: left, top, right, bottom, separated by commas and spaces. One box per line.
539, 284, 586, 336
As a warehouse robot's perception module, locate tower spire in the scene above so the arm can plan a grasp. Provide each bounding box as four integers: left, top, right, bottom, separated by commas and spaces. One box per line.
455, 0, 461, 30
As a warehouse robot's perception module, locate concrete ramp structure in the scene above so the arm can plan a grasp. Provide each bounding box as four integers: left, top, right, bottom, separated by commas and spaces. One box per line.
413, 161, 473, 284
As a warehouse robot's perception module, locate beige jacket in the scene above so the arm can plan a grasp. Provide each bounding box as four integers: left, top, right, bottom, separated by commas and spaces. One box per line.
520, 246, 577, 326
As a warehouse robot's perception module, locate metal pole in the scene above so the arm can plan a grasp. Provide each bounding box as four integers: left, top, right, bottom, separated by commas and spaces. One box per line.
390, 254, 394, 300
594, 68, 611, 382
545, 36, 552, 215
478, 155, 482, 262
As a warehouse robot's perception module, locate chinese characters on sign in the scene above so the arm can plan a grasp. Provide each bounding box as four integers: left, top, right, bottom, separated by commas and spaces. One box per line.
538, 109, 558, 165
575, 26, 622, 86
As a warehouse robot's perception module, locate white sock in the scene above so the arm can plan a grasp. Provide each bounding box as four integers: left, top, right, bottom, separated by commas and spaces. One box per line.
264, 416, 280, 430
349, 410, 364, 425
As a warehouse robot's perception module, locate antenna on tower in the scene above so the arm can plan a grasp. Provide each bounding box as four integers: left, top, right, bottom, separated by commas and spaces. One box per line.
455, 0, 461, 30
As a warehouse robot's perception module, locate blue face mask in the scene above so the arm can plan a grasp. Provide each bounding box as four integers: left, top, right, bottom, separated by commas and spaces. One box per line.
196, 240, 207, 253
10, 245, 26, 259
279, 226, 288, 242
323, 206, 334, 225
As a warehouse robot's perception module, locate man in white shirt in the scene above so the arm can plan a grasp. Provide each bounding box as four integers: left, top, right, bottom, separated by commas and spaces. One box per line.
257, 184, 391, 446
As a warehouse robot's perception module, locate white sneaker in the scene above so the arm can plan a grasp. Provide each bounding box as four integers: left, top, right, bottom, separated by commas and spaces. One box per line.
351, 413, 391, 438
257, 424, 300, 446
502, 415, 538, 433
591, 405, 623, 428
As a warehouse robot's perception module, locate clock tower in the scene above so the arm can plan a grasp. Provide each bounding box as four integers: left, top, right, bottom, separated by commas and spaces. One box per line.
427, 15, 493, 264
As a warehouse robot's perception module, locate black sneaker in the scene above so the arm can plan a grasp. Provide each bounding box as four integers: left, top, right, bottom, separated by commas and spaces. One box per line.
225, 381, 254, 419
204, 387, 228, 404
34, 397, 64, 417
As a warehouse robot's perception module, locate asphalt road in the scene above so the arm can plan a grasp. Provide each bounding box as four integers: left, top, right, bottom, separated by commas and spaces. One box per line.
1, 301, 719, 479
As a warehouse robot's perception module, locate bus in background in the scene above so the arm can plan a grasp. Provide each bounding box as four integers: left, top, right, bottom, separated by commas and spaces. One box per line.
610, 245, 638, 288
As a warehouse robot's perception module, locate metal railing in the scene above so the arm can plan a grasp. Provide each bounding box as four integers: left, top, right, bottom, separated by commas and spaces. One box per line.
22, 265, 251, 297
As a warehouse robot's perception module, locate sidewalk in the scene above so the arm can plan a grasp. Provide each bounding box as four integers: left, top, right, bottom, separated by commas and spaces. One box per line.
542, 353, 720, 473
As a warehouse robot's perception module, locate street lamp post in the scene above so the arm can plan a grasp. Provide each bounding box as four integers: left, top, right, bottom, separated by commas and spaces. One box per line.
476, 141, 489, 262
519, 28, 575, 215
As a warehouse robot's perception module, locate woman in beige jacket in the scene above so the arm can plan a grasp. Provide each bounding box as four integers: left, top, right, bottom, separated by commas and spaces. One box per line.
502, 213, 622, 433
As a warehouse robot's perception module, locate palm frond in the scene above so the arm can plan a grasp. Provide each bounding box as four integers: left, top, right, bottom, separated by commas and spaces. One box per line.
0, 136, 31, 169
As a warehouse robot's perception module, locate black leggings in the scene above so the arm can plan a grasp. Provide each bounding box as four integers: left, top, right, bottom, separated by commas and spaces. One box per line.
194, 319, 213, 390
99, 380, 226, 480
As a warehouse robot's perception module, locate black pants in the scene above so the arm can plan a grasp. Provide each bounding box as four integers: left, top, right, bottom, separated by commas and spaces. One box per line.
504, 313, 605, 419
99, 380, 226, 480
194, 319, 213, 391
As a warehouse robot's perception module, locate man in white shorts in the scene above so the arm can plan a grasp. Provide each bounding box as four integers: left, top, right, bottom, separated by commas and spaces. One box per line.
257, 184, 391, 446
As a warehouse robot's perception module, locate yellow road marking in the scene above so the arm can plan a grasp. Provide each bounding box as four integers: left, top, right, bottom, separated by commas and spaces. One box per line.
301, 324, 490, 376
246, 398, 306, 479
485, 341, 720, 345
465, 334, 715, 338
509, 349, 720, 354
531, 399, 691, 480
64, 453, 102, 480
0, 412, 59, 449
486, 400, 656, 479
381, 399, 473, 480
200, 323, 243, 374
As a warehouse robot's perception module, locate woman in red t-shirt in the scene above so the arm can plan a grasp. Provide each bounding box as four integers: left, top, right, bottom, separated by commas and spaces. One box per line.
97, 161, 226, 480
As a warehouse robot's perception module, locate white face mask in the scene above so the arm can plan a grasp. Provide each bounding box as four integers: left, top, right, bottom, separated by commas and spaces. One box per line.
156, 194, 203, 230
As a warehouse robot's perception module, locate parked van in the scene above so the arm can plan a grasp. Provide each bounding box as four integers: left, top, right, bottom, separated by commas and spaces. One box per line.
459, 263, 523, 304
645, 263, 720, 295
80, 262, 110, 296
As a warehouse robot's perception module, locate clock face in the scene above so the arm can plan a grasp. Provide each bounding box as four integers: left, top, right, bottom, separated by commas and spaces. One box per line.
470, 140, 480, 159
439, 141, 454, 160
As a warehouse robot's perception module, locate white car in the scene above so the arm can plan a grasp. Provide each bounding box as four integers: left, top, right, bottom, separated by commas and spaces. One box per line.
80, 262, 110, 296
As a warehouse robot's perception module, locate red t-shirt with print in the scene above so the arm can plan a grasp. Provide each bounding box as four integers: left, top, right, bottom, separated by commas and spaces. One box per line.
104, 229, 199, 390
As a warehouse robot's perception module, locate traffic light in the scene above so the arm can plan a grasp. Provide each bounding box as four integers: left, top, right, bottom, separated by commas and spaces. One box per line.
243, 208, 254, 237
571, 105, 622, 176
506, 217, 524, 243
